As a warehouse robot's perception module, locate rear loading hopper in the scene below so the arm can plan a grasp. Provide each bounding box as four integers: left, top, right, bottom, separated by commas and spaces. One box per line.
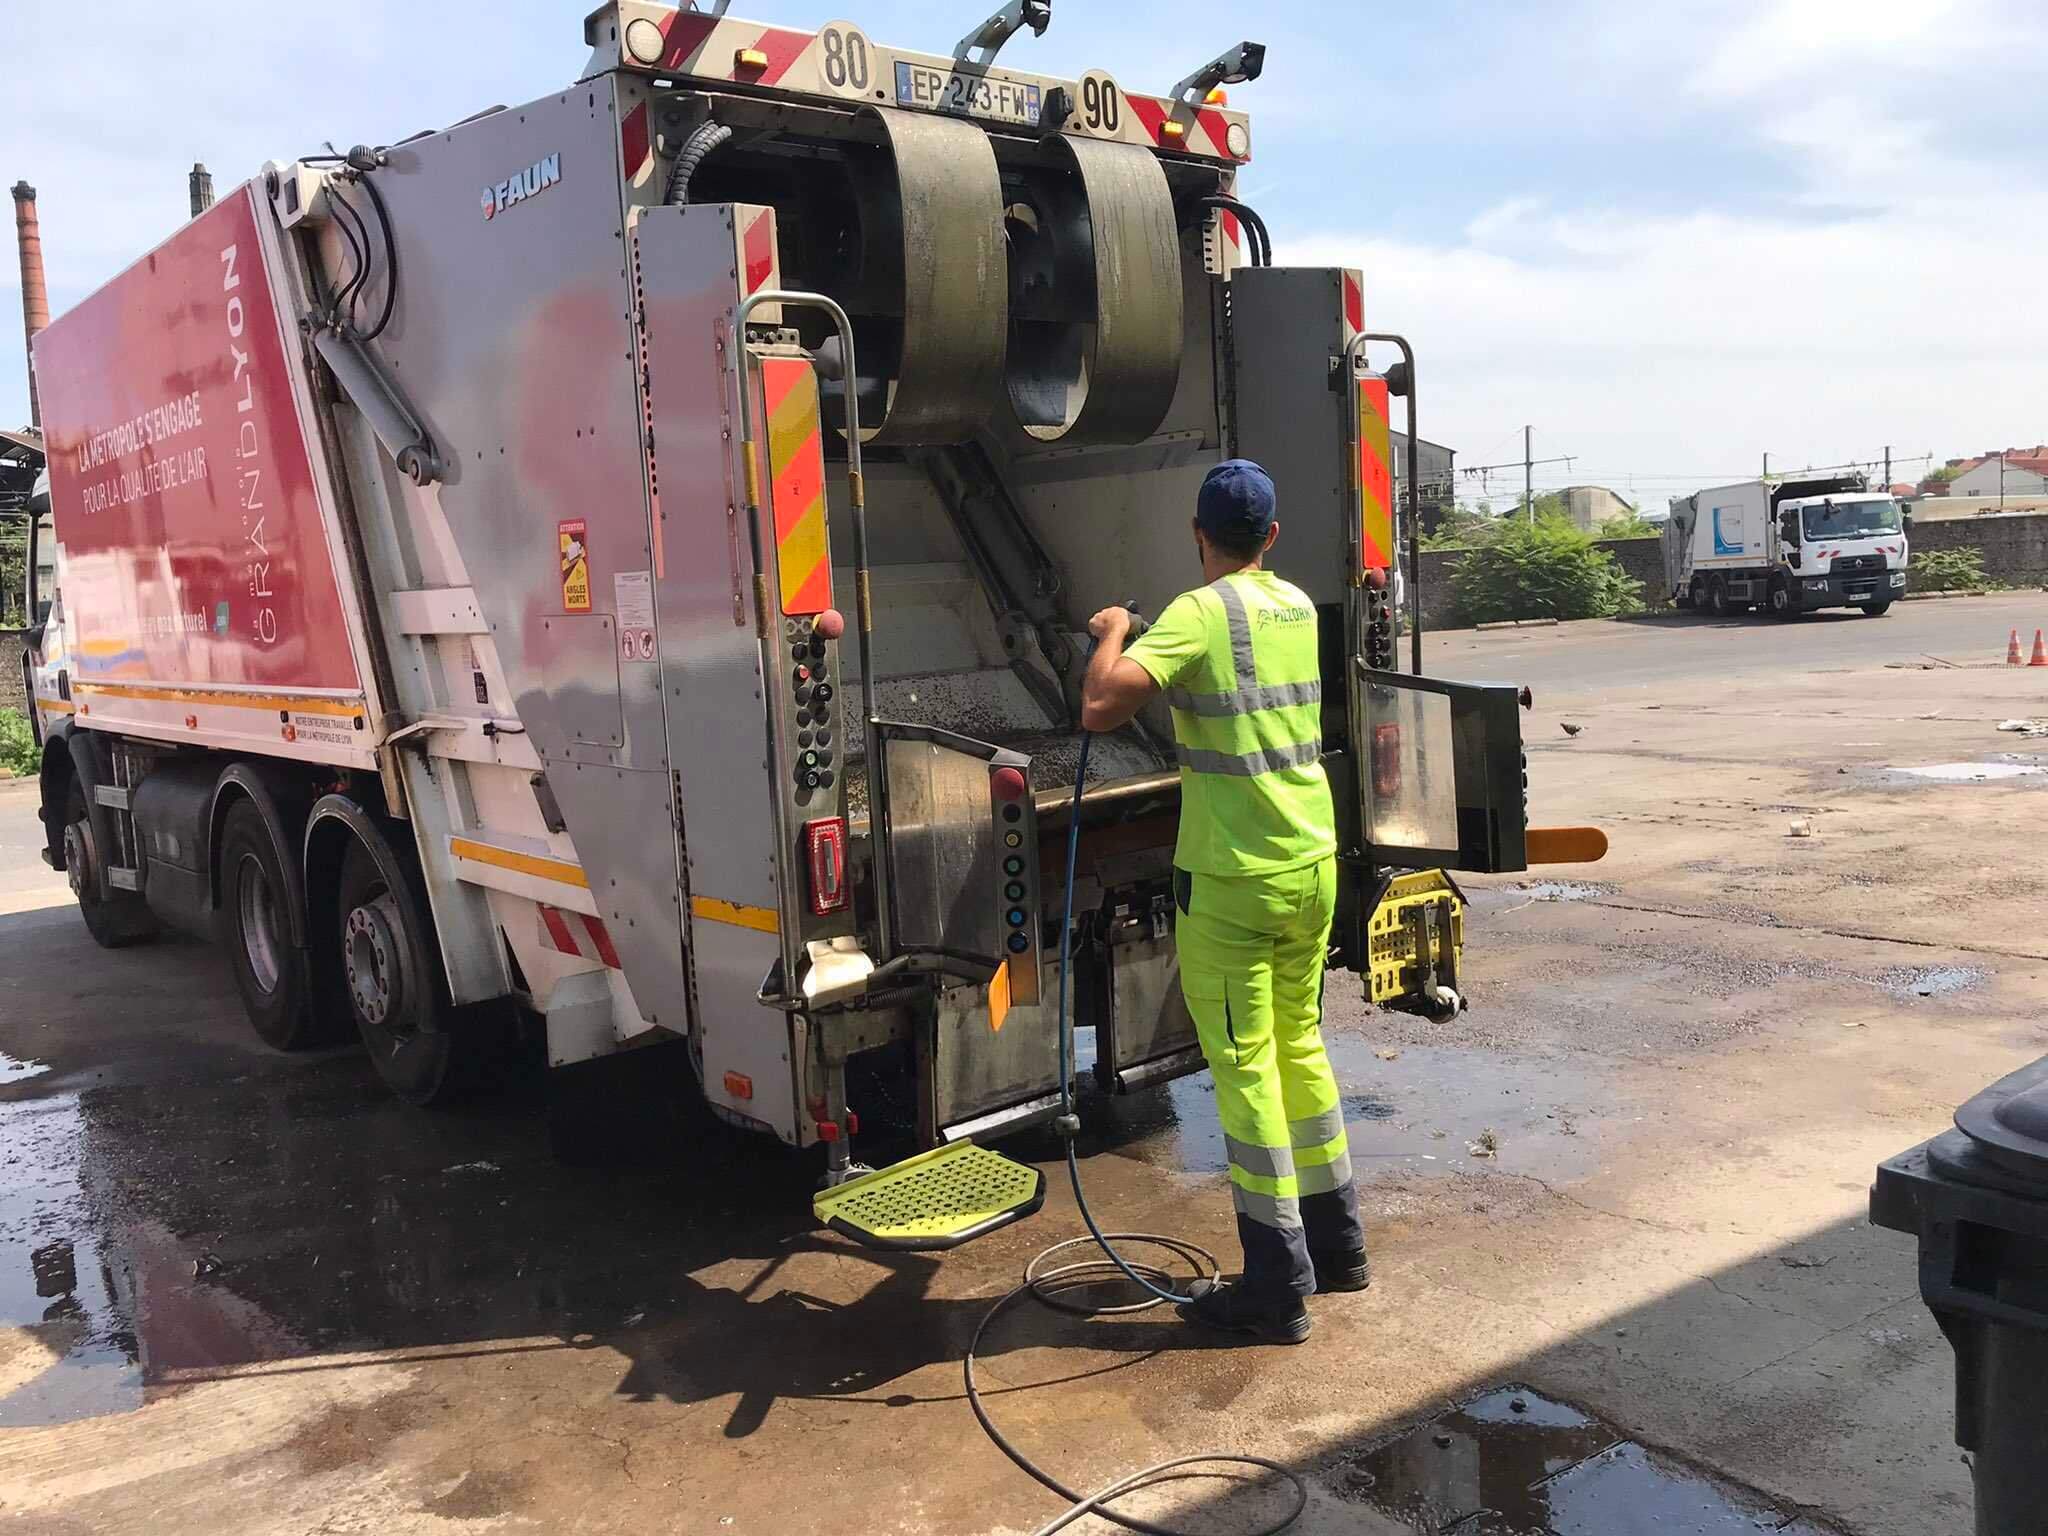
25, 4, 1565, 1242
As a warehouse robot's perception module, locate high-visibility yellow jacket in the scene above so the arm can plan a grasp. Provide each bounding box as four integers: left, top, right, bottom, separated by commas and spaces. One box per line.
1124, 569, 1336, 876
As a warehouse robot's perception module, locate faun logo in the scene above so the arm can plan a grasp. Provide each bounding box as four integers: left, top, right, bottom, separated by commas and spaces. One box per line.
481, 152, 562, 220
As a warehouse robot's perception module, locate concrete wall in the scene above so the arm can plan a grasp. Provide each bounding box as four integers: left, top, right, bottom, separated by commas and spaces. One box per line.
1414, 512, 2048, 630
1911, 510, 2048, 589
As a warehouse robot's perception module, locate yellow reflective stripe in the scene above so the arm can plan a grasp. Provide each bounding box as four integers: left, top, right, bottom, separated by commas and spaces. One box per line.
449, 836, 589, 889
691, 894, 780, 934
74, 682, 365, 717
765, 358, 830, 614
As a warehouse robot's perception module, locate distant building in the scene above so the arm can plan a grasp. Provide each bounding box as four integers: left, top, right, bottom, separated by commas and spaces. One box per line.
1923, 447, 2048, 499
1947, 448, 2048, 500
1558, 485, 1636, 532
1390, 430, 1456, 535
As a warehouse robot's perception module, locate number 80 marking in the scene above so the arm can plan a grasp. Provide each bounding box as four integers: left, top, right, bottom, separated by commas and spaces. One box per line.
819, 25, 871, 92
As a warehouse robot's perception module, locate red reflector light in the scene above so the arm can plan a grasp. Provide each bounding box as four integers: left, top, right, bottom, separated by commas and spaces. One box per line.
990, 766, 1028, 803
804, 817, 849, 915
724, 1071, 753, 1100
1371, 722, 1403, 799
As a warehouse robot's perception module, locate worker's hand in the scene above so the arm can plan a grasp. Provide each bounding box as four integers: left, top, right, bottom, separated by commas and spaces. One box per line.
1087, 606, 1133, 644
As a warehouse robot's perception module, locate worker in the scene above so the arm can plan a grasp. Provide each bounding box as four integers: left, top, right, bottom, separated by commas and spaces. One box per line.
1081, 459, 1367, 1346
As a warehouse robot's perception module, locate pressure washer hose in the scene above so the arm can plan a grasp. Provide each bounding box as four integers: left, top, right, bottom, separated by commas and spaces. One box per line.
961, 662, 1309, 1536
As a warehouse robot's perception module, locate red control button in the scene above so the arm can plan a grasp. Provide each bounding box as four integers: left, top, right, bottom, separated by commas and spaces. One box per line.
990, 766, 1028, 803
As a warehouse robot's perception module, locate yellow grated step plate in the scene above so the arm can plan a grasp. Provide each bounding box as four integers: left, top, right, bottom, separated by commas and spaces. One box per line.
814, 1141, 1046, 1252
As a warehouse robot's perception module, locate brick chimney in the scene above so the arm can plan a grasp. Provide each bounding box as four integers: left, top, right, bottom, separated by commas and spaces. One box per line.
11, 181, 49, 430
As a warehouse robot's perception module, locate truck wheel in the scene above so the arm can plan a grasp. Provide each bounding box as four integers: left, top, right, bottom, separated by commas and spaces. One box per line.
1767, 578, 1799, 620
1706, 576, 1731, 618
63, 781, 157, 949
221, 800, 320, 1050
1862, 600, 1893, 617
337, 835, 457, 1105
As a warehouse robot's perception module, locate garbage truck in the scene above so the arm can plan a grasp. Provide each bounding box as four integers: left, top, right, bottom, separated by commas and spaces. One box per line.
22, 1, 1564, 1244
1665, 473, 1909, 619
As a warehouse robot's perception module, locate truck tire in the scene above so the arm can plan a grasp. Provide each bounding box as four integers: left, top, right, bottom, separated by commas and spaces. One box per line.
221, 799, 321, 1050
1706, 575, 1731, 618
1767, 577, 1800, 620
1862, 600, 1893, 617
63, 780, 158, 949
337, 835, 458, 1105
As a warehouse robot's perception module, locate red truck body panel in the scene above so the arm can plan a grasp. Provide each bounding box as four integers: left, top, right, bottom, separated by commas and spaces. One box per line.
34, 185, 362, 697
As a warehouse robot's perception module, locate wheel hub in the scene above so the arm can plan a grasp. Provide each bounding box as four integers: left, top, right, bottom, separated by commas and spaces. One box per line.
237, 854, 283, 994
345, 893, 407, 1029
63, 818, 96, 901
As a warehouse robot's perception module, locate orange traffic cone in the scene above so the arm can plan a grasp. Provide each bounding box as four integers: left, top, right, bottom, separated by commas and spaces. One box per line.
2033, 630, 2048, 668
2009, 629, 2024, 665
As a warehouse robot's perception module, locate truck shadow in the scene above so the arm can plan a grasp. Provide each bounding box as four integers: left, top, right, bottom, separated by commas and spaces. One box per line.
0, 902, 1216, 1441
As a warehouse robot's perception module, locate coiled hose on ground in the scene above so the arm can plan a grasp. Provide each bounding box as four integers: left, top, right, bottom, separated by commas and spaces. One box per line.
961, 711, 1309, 1536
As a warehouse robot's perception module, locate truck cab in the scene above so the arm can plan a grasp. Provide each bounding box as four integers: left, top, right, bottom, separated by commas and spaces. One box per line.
1771, 492, 1909, 615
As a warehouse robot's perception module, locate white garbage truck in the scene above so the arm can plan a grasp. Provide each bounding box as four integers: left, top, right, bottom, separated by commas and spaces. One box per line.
1665, 473, 1909, 619
21, 1, 1573, 1246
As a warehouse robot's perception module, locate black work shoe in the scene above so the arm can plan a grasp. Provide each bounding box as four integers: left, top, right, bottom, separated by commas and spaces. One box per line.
1311, 1249, 1372, 1294
1176, 1280, 1311, 1345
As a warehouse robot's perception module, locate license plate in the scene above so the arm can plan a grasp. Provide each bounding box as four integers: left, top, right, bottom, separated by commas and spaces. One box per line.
894, 61, 1042, 127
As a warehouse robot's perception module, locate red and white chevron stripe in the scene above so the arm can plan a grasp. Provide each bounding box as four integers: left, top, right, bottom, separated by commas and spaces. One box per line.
539, 904, 623, 970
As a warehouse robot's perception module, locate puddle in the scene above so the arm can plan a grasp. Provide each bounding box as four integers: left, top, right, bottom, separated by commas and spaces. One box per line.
1466, 881, 1612, 913
1320, 1384, 1828, 1533
1892, 760, 2046, 782
1878, 964, 1986, 1000
1093, 1035, 1612, 1183
0, 1051, 51, 1085
0, 1095, 144, 1426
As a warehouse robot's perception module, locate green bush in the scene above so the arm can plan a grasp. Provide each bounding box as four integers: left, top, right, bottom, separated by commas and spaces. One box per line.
1908, 546, 1995, 593
1448, 516, 1645, 626
1596, 510, 1661, 540
0, 708, 38, 778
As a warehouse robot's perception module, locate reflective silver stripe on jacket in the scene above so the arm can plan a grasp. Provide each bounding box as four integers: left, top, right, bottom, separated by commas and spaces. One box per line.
1164, 679, 1323, 717
1213, 575, 1258, 688
1176, 738, 1323, 777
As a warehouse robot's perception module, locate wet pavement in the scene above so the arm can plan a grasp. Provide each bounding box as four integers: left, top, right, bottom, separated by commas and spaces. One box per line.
6, 611, 2048, 1532
1323, 1386, 1830, 1533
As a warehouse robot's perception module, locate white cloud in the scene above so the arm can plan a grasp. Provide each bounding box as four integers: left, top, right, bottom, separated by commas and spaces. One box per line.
1289, 2, 2048, 502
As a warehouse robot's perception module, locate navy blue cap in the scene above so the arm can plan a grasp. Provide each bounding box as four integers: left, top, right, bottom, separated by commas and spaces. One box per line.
1196, 459, 1276, 543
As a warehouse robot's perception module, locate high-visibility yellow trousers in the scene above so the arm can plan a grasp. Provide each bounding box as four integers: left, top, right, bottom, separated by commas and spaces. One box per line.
1174, 856, 1363, 1298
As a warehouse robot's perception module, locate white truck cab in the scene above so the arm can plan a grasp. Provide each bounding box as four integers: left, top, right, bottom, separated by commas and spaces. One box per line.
1665, 474, 1909, 619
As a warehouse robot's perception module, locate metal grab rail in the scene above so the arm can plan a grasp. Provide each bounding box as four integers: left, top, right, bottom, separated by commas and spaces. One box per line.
731, 288, 890, 960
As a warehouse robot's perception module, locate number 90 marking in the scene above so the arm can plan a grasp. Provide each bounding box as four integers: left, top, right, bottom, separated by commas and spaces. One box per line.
1079, 72, 1122, 133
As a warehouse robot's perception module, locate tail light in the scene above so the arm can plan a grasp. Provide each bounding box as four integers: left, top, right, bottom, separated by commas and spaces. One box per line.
1371, 722, 1402, 799
804, 817, 849, 915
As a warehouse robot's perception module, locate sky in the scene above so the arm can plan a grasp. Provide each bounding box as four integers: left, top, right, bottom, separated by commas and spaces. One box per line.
6, 0, 2045, 510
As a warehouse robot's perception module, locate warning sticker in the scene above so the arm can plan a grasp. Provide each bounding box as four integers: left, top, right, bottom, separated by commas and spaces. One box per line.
619, 626, 656, 663
559, 519, 590, 612
614, 569, 654, 630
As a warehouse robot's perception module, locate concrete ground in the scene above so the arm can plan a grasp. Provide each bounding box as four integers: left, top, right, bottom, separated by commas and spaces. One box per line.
5, 593, 2048, 1534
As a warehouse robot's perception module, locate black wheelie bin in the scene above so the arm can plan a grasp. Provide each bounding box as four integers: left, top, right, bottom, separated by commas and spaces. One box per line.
1872, 1054, 2048, 1536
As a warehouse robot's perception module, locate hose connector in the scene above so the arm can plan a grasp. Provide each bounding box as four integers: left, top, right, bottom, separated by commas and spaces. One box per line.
1053, 1112, 1082, 1140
